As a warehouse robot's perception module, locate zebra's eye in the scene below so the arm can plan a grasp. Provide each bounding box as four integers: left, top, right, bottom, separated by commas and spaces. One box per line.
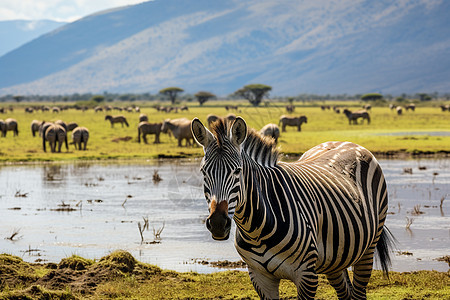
233, 168, 242, 176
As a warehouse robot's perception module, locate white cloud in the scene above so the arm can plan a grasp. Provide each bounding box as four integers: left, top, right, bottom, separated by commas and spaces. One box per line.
0, 0, 147, 22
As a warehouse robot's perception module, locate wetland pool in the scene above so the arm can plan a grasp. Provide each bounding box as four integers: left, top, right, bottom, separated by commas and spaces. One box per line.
0, 158, 448, 273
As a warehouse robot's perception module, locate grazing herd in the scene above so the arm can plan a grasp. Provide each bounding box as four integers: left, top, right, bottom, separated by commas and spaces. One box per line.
0, 102, 448, 153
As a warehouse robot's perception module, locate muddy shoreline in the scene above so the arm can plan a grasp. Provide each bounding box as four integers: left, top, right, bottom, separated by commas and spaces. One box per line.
0, 149, 449, 166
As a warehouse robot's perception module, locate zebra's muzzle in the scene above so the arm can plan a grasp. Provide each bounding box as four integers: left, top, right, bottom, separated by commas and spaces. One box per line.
206, 199, 231, 240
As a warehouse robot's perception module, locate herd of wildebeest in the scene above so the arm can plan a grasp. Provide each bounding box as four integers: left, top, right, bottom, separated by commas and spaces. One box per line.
0, 103, 449, 153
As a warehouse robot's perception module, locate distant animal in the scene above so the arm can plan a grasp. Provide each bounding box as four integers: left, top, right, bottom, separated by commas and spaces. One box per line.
363, 104, 372, 111
396, 106, 403, 115
260, 123, 280, 143
279, 115, 308, 132
55, 120, 67, 131
0, 120, 5, 136
343, 109, 371, 125
25, 107, 34, 113
94, 106, 103, 112
225, 105, 238, 111
138, 122, 162, 144
67, 122, 78, 131
180, 106, 189, 111
43, 124, 67, 152
405, 104, 416, 111
191, 117, 393, 300
389, 104, 396, 110
286, 105, 295, 113
39, 122, 53, 138
333, 106, 341, 113
2, 118, 19, 137
105, 115, 129, 128
439, 104, 449, 112
72, 127, 89, 150
31, 120, 43, 137
55, 120, 69, 146
52, 107, 60, 113
139, 114, 148, 123
161, 118, 193, 147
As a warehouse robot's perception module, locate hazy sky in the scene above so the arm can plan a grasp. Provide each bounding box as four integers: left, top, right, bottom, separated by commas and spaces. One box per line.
0, 0, 147, 22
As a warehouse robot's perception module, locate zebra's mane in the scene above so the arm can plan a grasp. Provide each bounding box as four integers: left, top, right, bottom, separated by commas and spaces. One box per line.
209, 119, 280, 167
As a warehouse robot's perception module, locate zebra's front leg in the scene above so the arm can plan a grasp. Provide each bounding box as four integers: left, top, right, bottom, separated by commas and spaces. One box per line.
326, 269, 352, 300
247, 267, 280, 299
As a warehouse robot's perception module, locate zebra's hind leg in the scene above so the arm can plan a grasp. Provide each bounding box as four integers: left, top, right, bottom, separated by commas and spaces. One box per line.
351, 245, 377, 299
326, 269, 352, 300
293, 267, 318, 300
247, 267, 280, 300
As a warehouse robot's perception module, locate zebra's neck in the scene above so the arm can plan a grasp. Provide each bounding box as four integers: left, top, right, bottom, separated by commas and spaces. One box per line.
240, 129, 280, 167
233, 153, 282, 242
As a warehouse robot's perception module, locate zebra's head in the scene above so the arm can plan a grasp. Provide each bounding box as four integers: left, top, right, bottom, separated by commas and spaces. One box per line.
191, 117, 247, 241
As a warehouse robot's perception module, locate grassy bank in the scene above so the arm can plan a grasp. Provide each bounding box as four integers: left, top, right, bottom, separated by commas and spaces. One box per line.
0, 101, 449, 162
0, 251, 449, 299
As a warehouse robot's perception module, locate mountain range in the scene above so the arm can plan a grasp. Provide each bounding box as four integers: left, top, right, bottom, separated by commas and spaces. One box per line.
0, 0, 449, 96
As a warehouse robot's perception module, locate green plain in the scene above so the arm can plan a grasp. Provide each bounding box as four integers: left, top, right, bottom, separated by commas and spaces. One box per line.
0, 101, 449, 162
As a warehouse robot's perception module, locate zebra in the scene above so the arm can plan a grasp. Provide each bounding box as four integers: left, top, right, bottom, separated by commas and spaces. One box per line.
343, 109, 370, 125
191, 117, 394, 299
105, 115, 129, 128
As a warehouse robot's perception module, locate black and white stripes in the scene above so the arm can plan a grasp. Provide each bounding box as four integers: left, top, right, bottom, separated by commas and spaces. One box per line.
192, 117, 393, 299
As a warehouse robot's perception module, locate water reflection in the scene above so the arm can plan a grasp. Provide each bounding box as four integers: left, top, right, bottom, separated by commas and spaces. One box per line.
0, 159, 448, 273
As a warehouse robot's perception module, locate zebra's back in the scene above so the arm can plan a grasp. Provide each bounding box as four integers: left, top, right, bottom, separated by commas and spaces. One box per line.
284, 141, 387, 274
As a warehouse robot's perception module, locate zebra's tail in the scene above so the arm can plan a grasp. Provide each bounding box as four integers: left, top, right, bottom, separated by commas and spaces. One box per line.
376, 226, 396, 279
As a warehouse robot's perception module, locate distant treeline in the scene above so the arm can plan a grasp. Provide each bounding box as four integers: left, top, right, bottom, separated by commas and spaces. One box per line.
0, 91, 448, 103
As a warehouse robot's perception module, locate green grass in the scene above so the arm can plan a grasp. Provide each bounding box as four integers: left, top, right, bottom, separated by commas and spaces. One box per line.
0, 101, 449, 162
0, 252, 448, 299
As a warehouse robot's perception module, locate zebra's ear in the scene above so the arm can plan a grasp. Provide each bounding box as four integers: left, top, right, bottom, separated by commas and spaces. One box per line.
191, 118, 214, 148
230, 117, 247, 147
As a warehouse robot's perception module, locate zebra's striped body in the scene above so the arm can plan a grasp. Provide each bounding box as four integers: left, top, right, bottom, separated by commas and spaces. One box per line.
191, 117, 392, 299
44, 124, 67, 153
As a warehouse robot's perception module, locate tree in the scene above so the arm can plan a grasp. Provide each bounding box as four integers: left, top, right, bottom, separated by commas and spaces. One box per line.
194, 91, 216, 106
234, 84, 272, 106
159, 87, 184, 104
13, 95, 24, 103
417, 93, 432, 101
361, 93, 383, 102
90, 95, 105, 104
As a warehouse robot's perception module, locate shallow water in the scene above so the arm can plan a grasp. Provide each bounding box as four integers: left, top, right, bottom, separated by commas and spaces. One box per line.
0, 159, 448, 273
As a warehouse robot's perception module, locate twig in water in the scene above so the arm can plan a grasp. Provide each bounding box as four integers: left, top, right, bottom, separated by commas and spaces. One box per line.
405, 217, 414, 230
153, 221, 165, 241
5, 228, 22, 241
153, 170, 162, 183
138, 222, 145, 244
432, 172, 439, 185
440, 195, 447, 216
142, 216, 149, 231
411, 204, 424, 216
15, 190, 29, 198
